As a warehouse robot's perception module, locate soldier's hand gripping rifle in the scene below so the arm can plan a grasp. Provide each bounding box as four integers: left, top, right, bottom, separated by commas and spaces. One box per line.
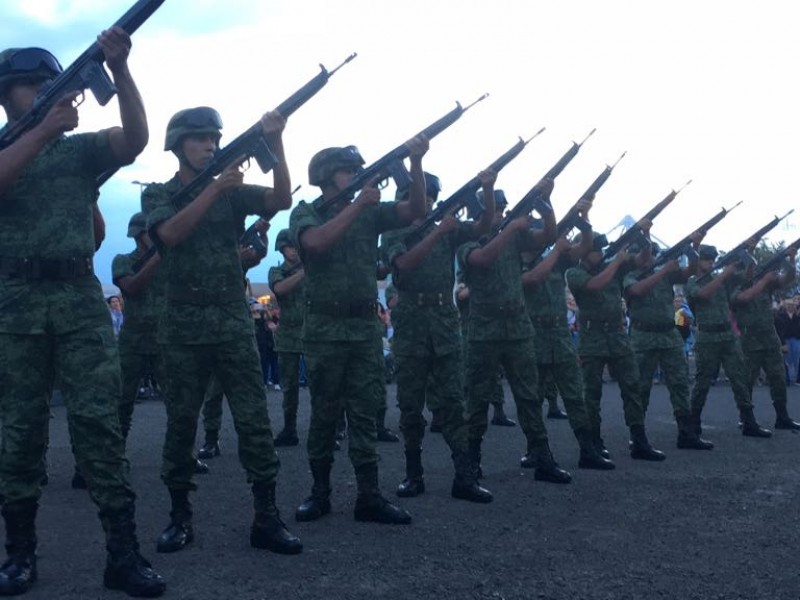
405, 128, 546, 244
602, 180, 692, 260
636, 200, 743, 279
747, 235, 800, 286
697, 209, 795, 283
164, 54, 356, 209
315, 94, 489, 212
0, 0, 166, 150
482, 129, 597, 244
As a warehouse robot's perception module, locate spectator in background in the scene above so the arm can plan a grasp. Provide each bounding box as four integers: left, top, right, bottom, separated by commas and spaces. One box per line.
674, 294, 695, 357
107, 295, 124, 338
775, 298, 800, 384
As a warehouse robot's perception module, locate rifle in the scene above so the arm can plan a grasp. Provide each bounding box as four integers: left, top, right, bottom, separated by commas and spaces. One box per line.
405, 129, 545, 244
747, 235, 800, 286
0, 0, 166, 150
602, 180, 692, 260
482, 128, 596, 244
314, 94, 489, 212
166, 54, 356, 209
696, 209, 795, 284
636, 200, 743, 279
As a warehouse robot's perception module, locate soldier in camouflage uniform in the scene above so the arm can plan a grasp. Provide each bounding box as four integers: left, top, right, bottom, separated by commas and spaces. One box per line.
521, 207, 615, 470
379, 170, 494, 502
290, 139, 429, 525
565, 232, 665, 461
731, 248, 800, 430
685, 244, 771, 439
458, 182, 574, 484
623, 238, 713, 449
145, 106, 301, 556
0, 37, 165, 597
268, 229, 306, 446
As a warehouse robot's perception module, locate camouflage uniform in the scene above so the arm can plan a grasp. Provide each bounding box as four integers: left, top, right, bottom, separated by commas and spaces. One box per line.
0, 131, 136, 516
112, 248, 168, 438
145, 177, 280, 493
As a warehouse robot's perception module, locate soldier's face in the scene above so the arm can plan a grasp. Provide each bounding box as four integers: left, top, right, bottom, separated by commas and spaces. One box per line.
282, 246, 298, 262
181, 134, 218, 171
331, 168, 357, 192
585, 250, 603, 268
3, 79, 47, 119
697, 258, 713, 273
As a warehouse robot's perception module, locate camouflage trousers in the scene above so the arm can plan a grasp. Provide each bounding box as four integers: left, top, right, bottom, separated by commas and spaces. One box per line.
304, 339, 382, 469
277, 351, 302, 426
395, 351, 468, 452
635, 346, 691, 418
201, 374, 224, 434
0, 329, 135, 511
744, 344, 787, 409
465, 337, 545, 445
689, 340, 752, 413
580, 352, 645, 431
537, 359, 590, 433
118, 343, 166, 438
159, 336, 279, 491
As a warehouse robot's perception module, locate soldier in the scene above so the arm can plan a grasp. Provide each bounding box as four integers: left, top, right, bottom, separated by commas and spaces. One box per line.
0, 36, 165, 596
268, 229, 306, 446
458, 184, 573, 483
379, 170, 494, 502
685, 244, 771, 439
731, 248, 800, 430
565, 233, 665, 461
145, 106, 301, 555
623, 239, 713, 449
521, 207, 615, 470
290, 138, 428, 525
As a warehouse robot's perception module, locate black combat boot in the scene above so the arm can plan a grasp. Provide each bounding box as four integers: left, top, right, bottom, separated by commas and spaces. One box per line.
491, 403, 516, 427
520, 440, 572, 483
576, 429, 616, 470
250, 482, 303, 555
547, 403, 569, 420
740, 407, 772, 438
629, 424, 666, 461
451, 451, 493, 503
102, 506, 166, 597
194, 458, 209, 474
353, 463, 411, 524
593, 428, 611, 459
774, 404, 800, 431
396, 447, 425, 498
274, 411, 299, 447
197, 430, 220, 459
156, 490, 193, 553
376, 409, 400, 443
676, 415, 714, 450
0, 501, 38, 596
467, 438, 483, 479
295, 460, 332, 522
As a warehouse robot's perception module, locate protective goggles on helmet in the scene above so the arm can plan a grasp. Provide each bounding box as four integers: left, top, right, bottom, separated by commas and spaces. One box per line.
173, 107, 223, 130
0, 48, 62, 78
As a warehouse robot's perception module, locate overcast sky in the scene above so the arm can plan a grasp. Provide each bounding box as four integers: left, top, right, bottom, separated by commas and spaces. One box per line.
2, 0, 799, 285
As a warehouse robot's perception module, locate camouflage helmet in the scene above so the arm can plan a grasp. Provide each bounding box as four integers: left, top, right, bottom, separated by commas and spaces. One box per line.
468, 189, 507, 220
0, 47, 62, 96
308, 146, 364, 186
698, 244, 718, 260
164, 106, 223, 151
126, 212, 147, 239
394, 171, 442, 201
475, 188, 508, 208
574, 231, 609, 252
274, 228, 294, 252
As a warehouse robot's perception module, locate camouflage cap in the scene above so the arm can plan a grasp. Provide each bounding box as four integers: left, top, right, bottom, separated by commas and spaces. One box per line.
127, 212, 147, 238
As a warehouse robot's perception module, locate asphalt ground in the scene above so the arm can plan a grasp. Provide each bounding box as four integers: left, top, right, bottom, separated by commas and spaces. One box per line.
19, 380, 800, 600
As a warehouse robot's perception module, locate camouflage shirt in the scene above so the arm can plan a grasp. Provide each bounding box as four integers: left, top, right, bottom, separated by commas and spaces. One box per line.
145, 176, 267, 344
380, 220, 474, 357
111, 248, 167, 350
623, 270, 683, 351
456, 232, 536, 342
0, 131, 119, 335
732, 286, 781, 352
267, 260, 305, 353
289, 198, 404, 342
685, 272, 742, 344
524, 254, 577, 363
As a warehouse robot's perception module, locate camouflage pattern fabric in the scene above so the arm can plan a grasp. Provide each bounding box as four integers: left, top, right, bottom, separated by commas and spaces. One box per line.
201, 375, 224, 434
268, 261, 305, 354
276, 352, 302, 423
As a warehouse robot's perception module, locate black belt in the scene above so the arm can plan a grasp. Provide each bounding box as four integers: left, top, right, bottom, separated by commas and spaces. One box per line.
631, 320, 676, 333
698, 323, 730, 333
306, 299, 376, 319
0, 256, 93, 280
398, 291, 453, 307
580, 319, 625, 333
167, 286, 244, 305
530, 315, 566, 329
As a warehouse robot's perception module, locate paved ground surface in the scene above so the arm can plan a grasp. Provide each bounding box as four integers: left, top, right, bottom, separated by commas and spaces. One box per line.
17, 380, 800, 600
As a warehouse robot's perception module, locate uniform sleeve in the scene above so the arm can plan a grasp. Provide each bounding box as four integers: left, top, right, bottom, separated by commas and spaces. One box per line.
565, 267, 590, 295
73, 131, 121, 177
111, 254, 134, 287
622, 272, 638, 293
145, 184, 177, 254
231, 184, 270, 218
684, 277, 699, 301
456, 241, 480, 274
268, 266, 285, 289
454, 221, 478, 247
381, 230, 408, 267
289, 201, 321, 261
376, 201, 404, 234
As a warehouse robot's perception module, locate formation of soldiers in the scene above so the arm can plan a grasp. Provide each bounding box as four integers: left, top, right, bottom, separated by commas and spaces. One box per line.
1, 20, 799, 600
